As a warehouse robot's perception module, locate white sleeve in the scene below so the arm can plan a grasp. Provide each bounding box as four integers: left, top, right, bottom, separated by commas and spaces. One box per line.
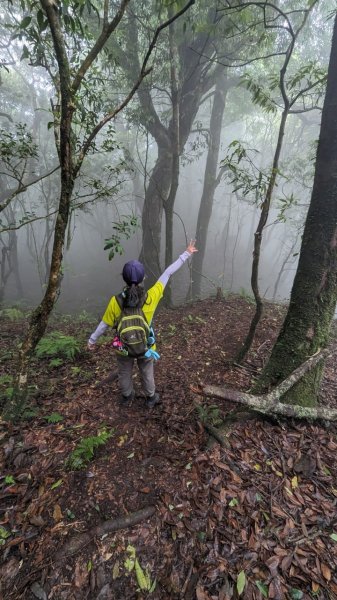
157, 251, 192, 288
88, 321, 109, 344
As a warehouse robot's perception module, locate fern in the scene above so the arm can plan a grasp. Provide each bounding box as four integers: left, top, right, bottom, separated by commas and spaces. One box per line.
196, 403, 222, 426
66, 428, 113, 470
36, 332, 81, 360
45, 412, 63, 424
0, 308, 24, 321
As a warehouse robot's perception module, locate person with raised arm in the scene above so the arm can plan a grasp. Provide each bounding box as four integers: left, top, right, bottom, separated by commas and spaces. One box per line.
88, 240, 197, 408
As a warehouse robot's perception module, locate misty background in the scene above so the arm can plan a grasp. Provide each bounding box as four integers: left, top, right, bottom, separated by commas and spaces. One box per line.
0, 0, 333, 315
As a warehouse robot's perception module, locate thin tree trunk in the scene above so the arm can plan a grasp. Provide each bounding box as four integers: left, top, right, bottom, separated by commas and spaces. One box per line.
255, 14, 337, 407
236, 5, 315, 363
164, 14, 180, 306
192, 73, 228, 299
236, 108, 289, 363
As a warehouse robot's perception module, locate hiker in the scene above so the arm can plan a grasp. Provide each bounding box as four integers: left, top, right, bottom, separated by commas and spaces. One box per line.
88, 240, 197, 407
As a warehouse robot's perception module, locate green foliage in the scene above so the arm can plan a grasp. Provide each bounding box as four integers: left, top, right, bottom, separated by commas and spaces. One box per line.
104, 214, 139, 261
4, 475, 15, 485
35, 332, 81, 361
287, 62, 327, 95
0, 375, 13, 386
238, 288, 255, 305
0, 526, 10, 546
221, 140, 270, 205
255, 581, 268, 598
196, 403, 222, 427
44, 412, 63, 424
0, 375, 14, 406
124, 545, 156, 593
236, 570, 246, 596
240, 73, 277, 114
0, 308, 24, 321
66, 428, 113, 470
49, 358, 64, 368
0, 123, 38, 163
77, 310, 96, 324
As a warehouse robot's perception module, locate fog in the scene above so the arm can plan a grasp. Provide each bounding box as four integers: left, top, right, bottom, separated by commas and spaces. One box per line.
0, 0, 333, 317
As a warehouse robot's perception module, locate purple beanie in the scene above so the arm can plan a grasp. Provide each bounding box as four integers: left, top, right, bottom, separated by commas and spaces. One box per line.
122, 260, 145, 285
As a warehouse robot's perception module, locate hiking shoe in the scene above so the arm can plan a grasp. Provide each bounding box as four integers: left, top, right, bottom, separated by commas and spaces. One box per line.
120, 391, 135, 405
145, 392, 160, 408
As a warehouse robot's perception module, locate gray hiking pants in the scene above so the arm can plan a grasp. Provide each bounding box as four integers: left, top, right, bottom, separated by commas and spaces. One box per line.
116, 355, 155, 397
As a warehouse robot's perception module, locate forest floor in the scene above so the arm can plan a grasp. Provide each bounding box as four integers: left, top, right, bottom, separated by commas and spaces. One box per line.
1, 295, 337, 600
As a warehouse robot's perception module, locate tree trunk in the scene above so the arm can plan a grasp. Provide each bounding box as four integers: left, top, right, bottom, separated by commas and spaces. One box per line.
164, 14, 180, 306
236, 108, 289, 363
192, 73, 228, 299
139, 146, 172, 285
255, 14, 337, 406
3, 178, 74, 420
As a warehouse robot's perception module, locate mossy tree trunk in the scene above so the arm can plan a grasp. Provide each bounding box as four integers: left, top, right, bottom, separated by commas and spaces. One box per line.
255, 13, 337, 407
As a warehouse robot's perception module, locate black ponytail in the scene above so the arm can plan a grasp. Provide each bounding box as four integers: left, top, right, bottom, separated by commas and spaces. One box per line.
123, 283, 147, 308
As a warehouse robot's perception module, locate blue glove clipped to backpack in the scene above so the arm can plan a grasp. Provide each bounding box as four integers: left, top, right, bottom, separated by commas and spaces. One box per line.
144, 348, 160, 360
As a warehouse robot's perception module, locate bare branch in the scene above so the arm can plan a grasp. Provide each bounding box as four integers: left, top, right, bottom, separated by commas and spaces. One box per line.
72, 0, 131, 94
74, 0, 195, 175
0, 166, 60, 213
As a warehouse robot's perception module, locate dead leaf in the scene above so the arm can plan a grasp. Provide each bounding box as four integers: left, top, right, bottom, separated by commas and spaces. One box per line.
112, 561, 120, 579
29, 515, 45, 527
266, 555, 280, 577
196, 584, 210, 600
74, 561, 88, 588
53, 504, 63, 522
321, 563, 331, 581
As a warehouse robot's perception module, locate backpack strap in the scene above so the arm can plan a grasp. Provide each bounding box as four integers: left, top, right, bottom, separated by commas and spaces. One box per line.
115, 292, 124, 311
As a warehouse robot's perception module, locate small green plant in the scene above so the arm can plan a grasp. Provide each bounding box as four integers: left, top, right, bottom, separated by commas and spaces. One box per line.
45, 412, 63, 424
0, 375, 13, 386
4, 475, 15, 485
36, 332, 81, 360
238, 288, 255, 305
0, 307, 24, 321
196, 403, 222, 426
70, 366, 82, 376
167, 324, 176, 336
77, 310, 96, 324
22, 405, 39, 419
49, 358, 64, 368
0, 526, 11, 545
66, 428, 113, 470
124, 545, 156, 593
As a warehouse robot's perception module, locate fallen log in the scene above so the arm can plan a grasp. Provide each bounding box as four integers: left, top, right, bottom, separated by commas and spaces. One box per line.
198, 350, 337, 421
55, 505, 156, 562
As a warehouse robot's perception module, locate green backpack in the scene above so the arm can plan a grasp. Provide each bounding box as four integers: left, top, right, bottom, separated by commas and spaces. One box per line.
115, 295, 150, 358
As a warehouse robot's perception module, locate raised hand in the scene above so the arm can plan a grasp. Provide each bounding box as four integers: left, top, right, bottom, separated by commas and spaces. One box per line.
187, 239, 198, 254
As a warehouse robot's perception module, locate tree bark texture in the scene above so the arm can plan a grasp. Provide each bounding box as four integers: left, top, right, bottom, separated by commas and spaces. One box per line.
202, 350, 337, 420
139, 146, 172, 284
256, 15, 337, 406
192, 72, 228, 299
